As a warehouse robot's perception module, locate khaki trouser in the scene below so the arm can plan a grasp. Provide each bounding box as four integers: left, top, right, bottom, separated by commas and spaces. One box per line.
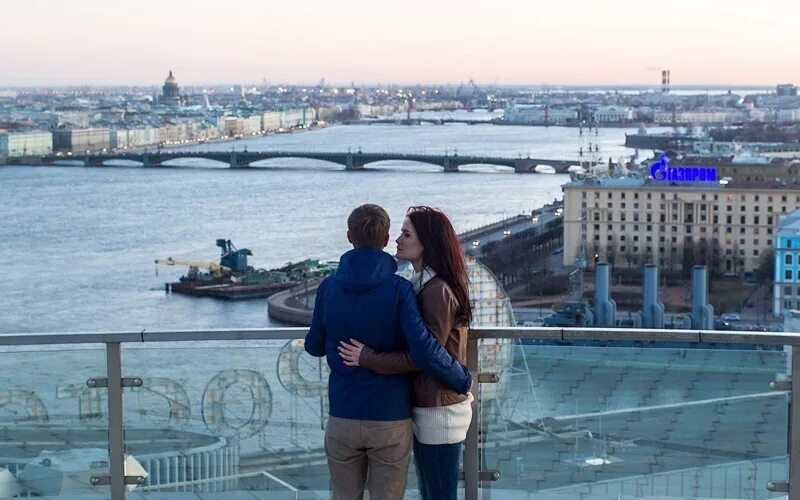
325, 416, 413, 500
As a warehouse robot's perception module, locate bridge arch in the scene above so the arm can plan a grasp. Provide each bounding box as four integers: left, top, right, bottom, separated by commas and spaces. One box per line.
160, 157, 230, 168
247, 157, 346, 170
100, 159, 145, 167
567, 165, 586, 175
455, 163, 515, 173
359, 160, 444, 172
51, 160, 85, 166
534, 164, 557, 174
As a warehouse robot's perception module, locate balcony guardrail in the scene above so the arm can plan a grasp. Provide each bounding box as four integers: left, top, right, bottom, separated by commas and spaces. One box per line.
0, 326, 796, 500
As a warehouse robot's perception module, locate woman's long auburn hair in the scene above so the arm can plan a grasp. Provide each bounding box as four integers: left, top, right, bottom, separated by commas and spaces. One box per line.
406, 206, 472, 326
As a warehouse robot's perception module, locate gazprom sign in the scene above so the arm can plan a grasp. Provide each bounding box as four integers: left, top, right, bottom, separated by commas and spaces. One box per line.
650, 154, 717, 182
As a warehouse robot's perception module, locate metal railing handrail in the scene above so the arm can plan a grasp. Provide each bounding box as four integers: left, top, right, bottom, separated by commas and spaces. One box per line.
0, 326, 797, 346
0, 328, 307, 345
472, 326, 800, 345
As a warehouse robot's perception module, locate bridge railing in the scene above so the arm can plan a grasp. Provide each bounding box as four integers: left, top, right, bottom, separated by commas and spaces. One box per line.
0, 327, 795, 499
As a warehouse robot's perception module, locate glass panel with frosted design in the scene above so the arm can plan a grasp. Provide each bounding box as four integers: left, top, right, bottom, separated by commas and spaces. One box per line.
477, 341, 789, 499
0, 344, 109, 498
120, 339, 331, 498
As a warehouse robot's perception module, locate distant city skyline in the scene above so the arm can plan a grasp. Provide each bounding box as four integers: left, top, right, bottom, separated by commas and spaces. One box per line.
2, 0, 798, 86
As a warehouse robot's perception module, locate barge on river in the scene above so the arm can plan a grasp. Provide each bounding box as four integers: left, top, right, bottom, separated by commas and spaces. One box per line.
156, 239, 334, 300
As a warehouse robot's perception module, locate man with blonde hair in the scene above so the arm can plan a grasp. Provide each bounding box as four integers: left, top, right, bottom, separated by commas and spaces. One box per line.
305, 203, 471, 499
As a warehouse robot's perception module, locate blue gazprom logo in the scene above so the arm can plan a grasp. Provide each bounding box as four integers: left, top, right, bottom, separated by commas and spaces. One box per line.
649, 154, 717, 182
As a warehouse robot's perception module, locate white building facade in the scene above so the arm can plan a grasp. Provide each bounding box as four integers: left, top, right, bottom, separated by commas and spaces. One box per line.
594, 106, 635, 123
563, 178, 800, 276
503, 105, 577, 125
0, 131, 53, 156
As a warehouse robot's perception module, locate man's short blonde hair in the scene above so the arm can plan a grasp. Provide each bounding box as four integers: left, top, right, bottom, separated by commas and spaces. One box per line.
348, 204, 390, 248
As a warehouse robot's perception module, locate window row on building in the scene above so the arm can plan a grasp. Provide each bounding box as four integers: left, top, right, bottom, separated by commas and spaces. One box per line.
564, 181, 800, 276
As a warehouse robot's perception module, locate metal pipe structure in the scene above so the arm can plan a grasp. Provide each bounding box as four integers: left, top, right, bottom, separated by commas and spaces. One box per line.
593, 263, 617, 327
640, 264, 665, 329
685, 265, 714, 330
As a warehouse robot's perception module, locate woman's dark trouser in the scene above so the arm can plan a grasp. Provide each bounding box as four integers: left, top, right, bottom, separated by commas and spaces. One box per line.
413, 437, 464, 500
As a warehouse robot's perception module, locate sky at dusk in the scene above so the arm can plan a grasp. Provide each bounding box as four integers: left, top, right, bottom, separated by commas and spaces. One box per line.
1, 0, 798, 86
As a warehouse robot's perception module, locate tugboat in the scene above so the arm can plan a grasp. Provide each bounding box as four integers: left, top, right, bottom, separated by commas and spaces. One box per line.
155, 239, 331, 300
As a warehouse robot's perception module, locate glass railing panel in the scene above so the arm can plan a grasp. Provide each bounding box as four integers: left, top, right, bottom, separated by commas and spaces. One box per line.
120, 338, 469, 499
120, 339, 328, 498
477, 340, 789, 499
0, 344, 110, 498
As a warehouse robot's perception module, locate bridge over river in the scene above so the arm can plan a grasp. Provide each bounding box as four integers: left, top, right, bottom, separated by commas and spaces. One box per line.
16, 151, 580, 174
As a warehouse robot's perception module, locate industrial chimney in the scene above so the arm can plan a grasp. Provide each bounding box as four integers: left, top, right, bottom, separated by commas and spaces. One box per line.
593, 263, 617, 327
636, 265, 666, 328
684, 265, 714, 330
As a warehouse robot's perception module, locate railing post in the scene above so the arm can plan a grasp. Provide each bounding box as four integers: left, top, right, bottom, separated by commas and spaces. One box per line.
106, 342, 126, 500
790, 346, 800, 499
464, 336, 479, 500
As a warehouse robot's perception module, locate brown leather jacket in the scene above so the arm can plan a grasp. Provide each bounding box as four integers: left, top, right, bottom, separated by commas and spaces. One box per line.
359, 276, 468, 408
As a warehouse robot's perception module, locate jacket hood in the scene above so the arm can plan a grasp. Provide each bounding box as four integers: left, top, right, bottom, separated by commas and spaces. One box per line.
335, 247, 398, 292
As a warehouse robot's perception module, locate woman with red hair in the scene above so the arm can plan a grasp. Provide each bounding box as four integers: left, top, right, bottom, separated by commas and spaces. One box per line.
339, 206, 473, 500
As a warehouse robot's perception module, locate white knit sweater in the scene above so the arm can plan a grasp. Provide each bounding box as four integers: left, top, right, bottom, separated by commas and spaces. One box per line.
413, 393, 474, 445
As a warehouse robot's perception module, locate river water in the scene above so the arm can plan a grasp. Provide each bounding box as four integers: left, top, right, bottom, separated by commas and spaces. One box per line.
0, 120, 655, 333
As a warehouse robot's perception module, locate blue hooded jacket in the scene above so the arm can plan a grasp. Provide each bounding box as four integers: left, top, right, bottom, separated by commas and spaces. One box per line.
304, 247, 472, 421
